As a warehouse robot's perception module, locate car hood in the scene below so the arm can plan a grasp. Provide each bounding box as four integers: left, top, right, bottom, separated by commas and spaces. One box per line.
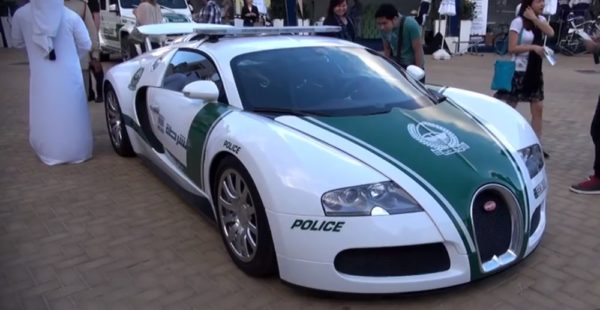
276, 101, 528, 236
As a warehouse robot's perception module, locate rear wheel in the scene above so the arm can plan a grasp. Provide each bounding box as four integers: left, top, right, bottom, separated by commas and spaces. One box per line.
213, 157, 276, 277
104, 84, 135, 157
99, 52, 110, 62
120, 35, 132, 61
559, 34, 585, 56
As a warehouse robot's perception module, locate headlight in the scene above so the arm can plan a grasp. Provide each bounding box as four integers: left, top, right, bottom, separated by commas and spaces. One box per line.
518, 144, 544, 178
321, 181, 423, 216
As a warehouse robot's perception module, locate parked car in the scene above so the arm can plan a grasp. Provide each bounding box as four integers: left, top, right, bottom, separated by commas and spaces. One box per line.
103, 25, 548, 294
99, 0, 192, 60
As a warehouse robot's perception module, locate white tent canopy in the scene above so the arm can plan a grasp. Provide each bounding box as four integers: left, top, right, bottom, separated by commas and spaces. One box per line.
438, 0, 456, 16
544, 0, 558, 15
434, 0, 455, 60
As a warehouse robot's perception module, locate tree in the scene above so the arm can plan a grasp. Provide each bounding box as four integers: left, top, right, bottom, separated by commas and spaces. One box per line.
460, 0, 476, 20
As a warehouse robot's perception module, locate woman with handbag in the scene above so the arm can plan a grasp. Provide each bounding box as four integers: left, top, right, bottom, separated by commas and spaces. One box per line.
494, 0, 554, 158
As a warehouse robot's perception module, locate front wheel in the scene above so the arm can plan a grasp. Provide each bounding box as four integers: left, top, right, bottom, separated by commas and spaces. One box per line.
213, 157, 277, 277
104, 84, 135, 157
99, 52, 110, 62
120, 36, 133, 61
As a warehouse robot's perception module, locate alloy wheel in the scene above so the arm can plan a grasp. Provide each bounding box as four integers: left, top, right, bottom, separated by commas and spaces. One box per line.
217, 168, 258, 263
105, 89, 123, 149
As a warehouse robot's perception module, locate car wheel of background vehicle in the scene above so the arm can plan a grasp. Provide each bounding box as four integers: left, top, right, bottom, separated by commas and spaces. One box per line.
99, 52, 110, 62
120, 36, 131, 61
213, 156, 277, 277
104, 84, 135, 157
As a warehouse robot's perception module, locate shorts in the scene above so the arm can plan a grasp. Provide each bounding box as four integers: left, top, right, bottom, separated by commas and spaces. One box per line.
494, 71, 544, 103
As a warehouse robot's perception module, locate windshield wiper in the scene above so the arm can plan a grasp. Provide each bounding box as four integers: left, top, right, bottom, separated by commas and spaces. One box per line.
428, 89, 447, 104
250, 107, 329, 116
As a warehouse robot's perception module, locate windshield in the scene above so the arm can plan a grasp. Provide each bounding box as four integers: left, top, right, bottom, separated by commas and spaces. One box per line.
120, 0, 188, 9
231, 47, 433, 116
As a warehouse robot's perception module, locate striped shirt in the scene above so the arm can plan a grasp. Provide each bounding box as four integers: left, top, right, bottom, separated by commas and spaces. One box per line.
198, 0, 222, 24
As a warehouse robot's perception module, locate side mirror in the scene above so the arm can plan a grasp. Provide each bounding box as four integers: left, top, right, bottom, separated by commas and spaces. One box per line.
182, 80, 219, 102
108, 4, 117, 12
406, 65, 425, 81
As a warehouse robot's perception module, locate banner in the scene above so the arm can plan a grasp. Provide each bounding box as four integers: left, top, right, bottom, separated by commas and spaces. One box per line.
471, 0, 488, 35
439, 0, 456, 16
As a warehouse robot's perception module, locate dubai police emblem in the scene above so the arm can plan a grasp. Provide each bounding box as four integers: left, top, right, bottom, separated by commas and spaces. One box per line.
407, 121, 470, 156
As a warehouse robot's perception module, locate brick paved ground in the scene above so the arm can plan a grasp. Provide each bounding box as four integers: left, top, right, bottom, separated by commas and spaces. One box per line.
0, 48, 599, 309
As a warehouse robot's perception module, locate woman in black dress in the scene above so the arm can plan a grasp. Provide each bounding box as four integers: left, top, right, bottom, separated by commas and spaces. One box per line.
241, 0, 259, 27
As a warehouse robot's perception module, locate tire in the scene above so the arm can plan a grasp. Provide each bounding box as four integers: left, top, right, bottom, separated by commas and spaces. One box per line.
213, 156, 277, 277
99, 52, 110, 62
559, 45, 575, 56
559, 34, 585, 56
120, 35, 132, 61
104, 84, 135, 157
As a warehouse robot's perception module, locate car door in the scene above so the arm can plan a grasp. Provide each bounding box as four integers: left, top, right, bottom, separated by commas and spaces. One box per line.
147, 48, 227, 169
99, 0, 121, 52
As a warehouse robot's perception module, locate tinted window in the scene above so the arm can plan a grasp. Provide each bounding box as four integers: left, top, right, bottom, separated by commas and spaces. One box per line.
230, 47, 433, 116
162, 50, 227, 103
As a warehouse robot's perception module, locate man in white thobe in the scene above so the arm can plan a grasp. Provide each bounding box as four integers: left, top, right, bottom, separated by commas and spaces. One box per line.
11, 0, 93, 166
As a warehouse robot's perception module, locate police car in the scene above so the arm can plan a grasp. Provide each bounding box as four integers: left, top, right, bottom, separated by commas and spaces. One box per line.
103, 25, 548, 293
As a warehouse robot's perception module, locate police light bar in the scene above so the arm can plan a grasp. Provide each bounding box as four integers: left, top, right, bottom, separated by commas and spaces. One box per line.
138, 23, 234, 36
193, 26, 341, 36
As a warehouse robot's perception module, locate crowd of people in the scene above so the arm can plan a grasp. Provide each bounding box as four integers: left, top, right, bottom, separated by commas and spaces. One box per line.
7, 0, 600, 195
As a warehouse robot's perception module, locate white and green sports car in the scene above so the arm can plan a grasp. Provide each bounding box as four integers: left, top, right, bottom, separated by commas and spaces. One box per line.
103, 26, 548, 294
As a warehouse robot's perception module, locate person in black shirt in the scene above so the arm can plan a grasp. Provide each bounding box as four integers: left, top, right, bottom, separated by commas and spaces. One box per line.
241, 0, 259, 26
323, 0, 355, 42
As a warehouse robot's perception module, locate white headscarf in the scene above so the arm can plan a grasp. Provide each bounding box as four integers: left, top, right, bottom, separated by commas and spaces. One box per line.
31, 0, 64, 56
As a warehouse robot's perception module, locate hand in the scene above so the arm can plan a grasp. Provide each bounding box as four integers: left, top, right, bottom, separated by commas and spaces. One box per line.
532, 45, 545, 56
523, 6, 537, 21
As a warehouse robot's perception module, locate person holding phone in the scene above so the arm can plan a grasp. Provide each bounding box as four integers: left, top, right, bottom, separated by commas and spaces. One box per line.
494, 0, 554, 159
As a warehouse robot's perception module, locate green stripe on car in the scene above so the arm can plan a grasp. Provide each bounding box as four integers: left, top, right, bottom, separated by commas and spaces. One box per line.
305, 102, 526, 258
185, 103, 232, 189
443, 97, 529, 233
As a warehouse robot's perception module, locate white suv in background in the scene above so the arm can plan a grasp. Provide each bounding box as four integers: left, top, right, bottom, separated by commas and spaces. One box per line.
99, 0, 192, 60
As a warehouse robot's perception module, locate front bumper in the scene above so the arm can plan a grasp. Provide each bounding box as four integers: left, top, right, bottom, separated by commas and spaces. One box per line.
268, 211, 472, 293
266, 173, 547, 293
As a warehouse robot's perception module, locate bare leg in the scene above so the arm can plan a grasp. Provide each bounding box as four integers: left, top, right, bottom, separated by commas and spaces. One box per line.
530, 99, 543, 139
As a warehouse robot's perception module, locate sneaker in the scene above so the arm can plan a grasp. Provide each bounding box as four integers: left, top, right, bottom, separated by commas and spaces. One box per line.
569, 175, 600, 194
95, 95, 103, 103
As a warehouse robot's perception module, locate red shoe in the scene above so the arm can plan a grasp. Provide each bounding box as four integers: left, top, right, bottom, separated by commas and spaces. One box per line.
569, 175, 600, 195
